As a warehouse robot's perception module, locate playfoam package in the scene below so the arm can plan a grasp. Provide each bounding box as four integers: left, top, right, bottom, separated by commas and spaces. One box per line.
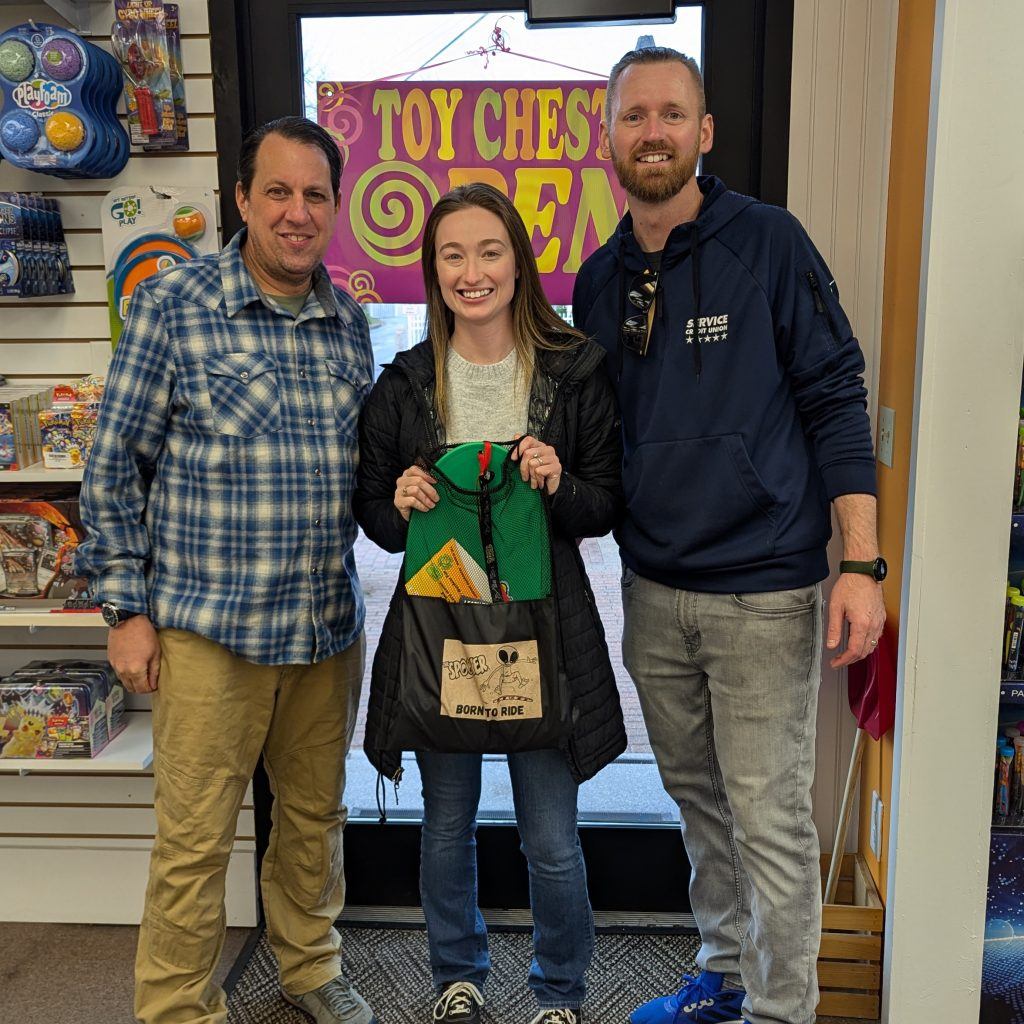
0, 22, 129, 179
102, 186, 216, 347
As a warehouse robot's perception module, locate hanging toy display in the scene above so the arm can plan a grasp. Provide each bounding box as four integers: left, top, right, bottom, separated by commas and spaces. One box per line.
0, 22, 130, 179
0, 191, 75, 297
101, 186, 217, 348
163, 4, 190, 151
111, 0, 186, 151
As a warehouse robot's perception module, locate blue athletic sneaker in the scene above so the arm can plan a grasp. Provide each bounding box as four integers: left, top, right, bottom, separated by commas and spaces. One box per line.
629, 970, 745, 1024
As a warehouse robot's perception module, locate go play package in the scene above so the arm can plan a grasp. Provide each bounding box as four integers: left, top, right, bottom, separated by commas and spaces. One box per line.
102, 185, 216, 347
395, 440, 570, 754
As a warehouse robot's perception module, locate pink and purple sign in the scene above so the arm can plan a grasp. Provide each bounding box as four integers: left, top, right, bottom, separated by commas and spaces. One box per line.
317, 80, 628, 304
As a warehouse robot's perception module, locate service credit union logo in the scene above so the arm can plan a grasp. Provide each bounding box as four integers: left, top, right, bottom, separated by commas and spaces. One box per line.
13, 79, 72, 111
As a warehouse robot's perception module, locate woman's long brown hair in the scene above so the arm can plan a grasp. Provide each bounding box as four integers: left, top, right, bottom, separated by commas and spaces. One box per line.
420, 182, 584, 429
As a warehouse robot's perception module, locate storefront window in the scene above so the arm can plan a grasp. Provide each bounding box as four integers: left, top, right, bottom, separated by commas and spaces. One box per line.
301, 8, 701, 824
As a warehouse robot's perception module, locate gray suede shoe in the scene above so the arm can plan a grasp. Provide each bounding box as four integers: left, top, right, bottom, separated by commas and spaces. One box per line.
282, 975, 377, 1024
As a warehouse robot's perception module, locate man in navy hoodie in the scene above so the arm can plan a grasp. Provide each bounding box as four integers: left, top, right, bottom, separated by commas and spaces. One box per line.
572, 48, 885, 1024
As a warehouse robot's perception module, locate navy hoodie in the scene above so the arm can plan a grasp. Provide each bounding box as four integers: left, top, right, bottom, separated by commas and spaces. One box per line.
572, 176, 877, 593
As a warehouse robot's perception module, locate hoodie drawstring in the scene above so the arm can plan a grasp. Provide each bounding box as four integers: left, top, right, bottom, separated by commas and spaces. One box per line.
616, 260, 626, 381
690, 226, 702, 383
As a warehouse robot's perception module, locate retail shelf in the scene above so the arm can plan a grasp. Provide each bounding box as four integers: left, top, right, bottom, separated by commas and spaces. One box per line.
0, 0, 107, 33
0, 464, 84, 483
0, 607, 102, 628
0, 711, 153, 774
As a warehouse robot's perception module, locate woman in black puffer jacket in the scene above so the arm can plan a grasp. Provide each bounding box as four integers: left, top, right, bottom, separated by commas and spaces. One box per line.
353, 183, 626, 1024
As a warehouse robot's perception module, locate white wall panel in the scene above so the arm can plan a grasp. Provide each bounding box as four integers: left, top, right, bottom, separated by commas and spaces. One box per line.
788, 0, 899, 852
0, 839, 257, 925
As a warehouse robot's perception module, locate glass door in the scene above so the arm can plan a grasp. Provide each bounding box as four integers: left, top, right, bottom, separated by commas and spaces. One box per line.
212, 0, 794, 912
300, 6, 702, 832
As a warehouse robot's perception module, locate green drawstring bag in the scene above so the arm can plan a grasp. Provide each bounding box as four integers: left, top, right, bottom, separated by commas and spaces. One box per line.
390, 440, 570, 753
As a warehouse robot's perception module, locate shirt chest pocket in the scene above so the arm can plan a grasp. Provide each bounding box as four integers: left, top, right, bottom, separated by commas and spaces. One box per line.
325, 359, 371, 436
204, 352, 282, 438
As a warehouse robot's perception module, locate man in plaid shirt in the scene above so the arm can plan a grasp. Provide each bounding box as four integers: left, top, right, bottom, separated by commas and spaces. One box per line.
77, 117, 377, 1024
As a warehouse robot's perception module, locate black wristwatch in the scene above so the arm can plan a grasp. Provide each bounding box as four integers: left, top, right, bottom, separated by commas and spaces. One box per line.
101, 602, 140, 628
839, 557, 888, 583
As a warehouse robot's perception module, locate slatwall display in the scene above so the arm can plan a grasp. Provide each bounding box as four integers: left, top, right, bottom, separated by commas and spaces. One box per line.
0, 0, 257, 925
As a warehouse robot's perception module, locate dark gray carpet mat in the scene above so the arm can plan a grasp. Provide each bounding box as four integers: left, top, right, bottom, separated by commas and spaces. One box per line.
227, 927, 701, 1023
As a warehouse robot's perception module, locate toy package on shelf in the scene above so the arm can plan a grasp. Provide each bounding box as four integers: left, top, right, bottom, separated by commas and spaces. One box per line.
39, 375, 105, 469
0, 659, 125, 759
102, 186, 215, 346
112, 0, 182, 151
0, 22, 130, 179
0, 486, 90, 602
0, 384, 53, 471
163, 5, 189, 151
0, 191, 74, 297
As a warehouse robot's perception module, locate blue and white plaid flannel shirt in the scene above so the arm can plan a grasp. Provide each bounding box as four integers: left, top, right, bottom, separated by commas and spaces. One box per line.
76, 230, 374, 665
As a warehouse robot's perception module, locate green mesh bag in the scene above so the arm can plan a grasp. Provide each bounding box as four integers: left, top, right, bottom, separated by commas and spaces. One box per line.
404, 441, 551, 603
391, 440, 570, 754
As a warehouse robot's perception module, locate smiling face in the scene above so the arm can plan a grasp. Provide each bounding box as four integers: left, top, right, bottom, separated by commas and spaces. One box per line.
433, 206, 518, 335
235, 132, 340, 295
602, 61, 713, 205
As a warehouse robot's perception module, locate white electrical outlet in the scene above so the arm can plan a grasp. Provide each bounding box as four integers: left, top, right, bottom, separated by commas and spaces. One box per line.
878, 406, 895, 468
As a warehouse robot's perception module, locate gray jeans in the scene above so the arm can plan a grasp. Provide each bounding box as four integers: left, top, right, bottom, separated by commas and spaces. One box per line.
622, 570, 823, 1024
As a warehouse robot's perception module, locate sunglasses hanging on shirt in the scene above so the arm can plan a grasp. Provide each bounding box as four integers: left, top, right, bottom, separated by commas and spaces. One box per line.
621, 269, 658, 357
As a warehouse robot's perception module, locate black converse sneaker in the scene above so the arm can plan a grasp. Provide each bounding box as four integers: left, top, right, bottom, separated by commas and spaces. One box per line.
529, 1011, 582, 1024
432, 981, 484, 1024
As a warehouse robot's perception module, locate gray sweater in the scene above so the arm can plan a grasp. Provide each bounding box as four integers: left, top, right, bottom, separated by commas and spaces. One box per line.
445, 345, 529, 445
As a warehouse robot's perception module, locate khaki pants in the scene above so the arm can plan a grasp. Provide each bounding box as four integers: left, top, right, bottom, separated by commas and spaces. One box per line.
134, 628, 365, 1024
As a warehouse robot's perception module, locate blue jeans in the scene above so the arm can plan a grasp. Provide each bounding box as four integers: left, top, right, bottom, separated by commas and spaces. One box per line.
622, 572, 823, 1024
416, 748, 594, 1009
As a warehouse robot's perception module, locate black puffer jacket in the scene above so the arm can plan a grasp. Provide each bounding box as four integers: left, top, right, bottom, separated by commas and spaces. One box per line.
354, 337, 627, 786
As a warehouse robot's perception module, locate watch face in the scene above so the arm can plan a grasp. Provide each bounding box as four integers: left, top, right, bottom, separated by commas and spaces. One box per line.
101, 603, 120, 627
873, 557, 888, 582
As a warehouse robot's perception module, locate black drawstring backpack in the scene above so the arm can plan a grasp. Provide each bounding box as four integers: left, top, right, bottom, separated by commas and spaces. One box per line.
388, 439, 571, 754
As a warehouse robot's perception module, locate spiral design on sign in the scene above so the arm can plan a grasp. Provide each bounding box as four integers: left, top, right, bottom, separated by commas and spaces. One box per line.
350, 161, 439, 267
318, 81, 363, 156
318, 81, 344, 113
348, 269, 382, 303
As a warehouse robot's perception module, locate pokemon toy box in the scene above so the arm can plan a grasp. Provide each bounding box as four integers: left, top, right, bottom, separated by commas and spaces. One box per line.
0, 486, 90, 601
0, 660, 125, 759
